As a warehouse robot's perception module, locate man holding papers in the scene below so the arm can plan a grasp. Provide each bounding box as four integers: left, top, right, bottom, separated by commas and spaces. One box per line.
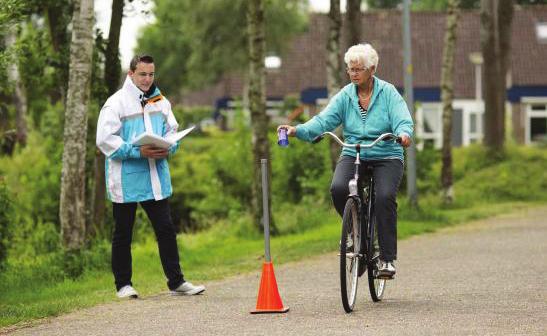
96, 54, 205, 299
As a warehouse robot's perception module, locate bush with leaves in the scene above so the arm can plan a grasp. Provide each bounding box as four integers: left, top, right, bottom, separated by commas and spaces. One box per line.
167, 116, 333, 233
169, 126, 251, 232
172, 105, 214, 129
453, 144, 547, 205
0, 179, 12, 269
0, 118, 63, 259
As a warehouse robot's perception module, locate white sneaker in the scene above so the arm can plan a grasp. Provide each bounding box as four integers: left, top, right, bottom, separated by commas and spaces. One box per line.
171, 281, 206, 295
116, 285, 138, 299
378, 260, 396, 279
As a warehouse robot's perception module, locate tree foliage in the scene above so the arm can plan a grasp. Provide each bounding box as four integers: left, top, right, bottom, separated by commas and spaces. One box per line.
137, 0, 307, 95
0, 0, 27, 28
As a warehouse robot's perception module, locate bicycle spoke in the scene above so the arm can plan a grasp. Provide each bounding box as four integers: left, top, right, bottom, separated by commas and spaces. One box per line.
340, 198, 360, 313
367, 208, 386, 301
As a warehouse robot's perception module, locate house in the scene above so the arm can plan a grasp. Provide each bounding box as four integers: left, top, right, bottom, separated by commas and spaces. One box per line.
181, 6, 547, 146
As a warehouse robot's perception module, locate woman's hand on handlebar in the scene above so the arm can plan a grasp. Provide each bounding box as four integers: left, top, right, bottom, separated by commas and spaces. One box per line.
399, 134, 411, 148
277, 125, 297, 137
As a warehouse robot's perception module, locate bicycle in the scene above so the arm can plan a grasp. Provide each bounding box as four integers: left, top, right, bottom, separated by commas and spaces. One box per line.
312, 132, 402, 313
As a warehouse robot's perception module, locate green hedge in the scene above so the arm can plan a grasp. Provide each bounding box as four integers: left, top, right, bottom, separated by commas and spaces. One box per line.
0, 179, 12, 269
168, 123, 333, 232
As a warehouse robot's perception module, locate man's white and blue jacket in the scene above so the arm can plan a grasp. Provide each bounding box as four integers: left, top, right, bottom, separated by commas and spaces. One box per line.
96, 76, 180, 203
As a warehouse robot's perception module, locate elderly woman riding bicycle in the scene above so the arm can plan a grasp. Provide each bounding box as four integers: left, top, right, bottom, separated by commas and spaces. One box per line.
278, 43, 414, 279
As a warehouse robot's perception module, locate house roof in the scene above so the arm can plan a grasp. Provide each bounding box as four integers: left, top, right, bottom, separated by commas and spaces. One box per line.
181, 5, 547, 106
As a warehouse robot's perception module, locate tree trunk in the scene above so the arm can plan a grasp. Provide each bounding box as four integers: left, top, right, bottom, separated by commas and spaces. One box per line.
440, 0, 461, 205
104, 0, 124, 95
344, 0, 362, 172
327, 0, 343, 171
46, 0, 72, 103
60, 0, 94, 250
327, 0, 342, 97
247, 0, 276, 234
346, 0, 362, 47
89, 150, 105, 239
497, 0, 513, 146
90, 0, 124, 238
4, 25, 28, 147
402, 0, 418, 209
480, 0, 514, 151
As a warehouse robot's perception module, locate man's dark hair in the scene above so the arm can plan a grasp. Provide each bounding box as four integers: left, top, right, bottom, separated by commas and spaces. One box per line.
129, 54, 154, 71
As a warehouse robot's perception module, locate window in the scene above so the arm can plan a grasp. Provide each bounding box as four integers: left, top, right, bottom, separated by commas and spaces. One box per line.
525, 100, 547, 144
417, 103, 443, 149
531, 104, 547, 111
423, 106, 441, 133
467, 107, 483, 143
416, 101, 484, 149
530, 117, 547, 141
469, 113, 478, 133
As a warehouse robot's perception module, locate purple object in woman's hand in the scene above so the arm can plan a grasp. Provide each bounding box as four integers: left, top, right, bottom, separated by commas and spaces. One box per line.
277, 128, 289, 147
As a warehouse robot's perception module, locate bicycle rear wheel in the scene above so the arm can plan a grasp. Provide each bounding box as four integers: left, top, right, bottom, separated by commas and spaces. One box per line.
340, 198, 361, 313
367, 212, 386, 301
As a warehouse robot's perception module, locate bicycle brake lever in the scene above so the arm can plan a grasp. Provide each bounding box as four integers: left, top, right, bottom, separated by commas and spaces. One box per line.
381, 134, 402, 144
312, 135, 324, 144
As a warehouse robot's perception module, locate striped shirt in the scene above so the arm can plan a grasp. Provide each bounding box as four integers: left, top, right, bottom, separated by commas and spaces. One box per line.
358, 102, 368, 121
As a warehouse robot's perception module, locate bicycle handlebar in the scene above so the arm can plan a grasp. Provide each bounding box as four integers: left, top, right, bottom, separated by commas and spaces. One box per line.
312, 132, 401, 148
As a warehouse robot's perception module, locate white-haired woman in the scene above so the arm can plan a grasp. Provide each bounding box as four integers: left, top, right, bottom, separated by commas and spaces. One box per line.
278, 43, 413, 278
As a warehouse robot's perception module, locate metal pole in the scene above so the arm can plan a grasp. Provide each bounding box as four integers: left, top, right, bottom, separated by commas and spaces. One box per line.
403, 0, 418, 208
260, 159, 271, 262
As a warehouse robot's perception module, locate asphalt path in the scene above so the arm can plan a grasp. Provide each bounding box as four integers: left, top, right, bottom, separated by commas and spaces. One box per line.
4, 207, 547, 336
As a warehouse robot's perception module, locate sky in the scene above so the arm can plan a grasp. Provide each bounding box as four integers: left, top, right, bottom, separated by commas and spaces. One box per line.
93, 0, 346, 69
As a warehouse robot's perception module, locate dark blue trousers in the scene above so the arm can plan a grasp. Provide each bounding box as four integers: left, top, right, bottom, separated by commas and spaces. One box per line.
330, 156, 404, 262
112, 199, 185, 290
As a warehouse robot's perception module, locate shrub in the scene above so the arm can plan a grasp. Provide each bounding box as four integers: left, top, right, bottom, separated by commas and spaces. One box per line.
0, 179, 12, 269
167, 118, 334, 233
0, 126, 62, 261
271, 129, 333, 205
454, 145, 547, 205
171, 105, 214, 129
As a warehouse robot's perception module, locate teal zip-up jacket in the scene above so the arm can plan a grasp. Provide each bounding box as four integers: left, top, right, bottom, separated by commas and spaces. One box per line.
295, 76, 414, 161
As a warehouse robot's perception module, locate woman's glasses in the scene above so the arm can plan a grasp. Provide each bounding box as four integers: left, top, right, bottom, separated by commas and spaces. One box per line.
346, 67, 368, 74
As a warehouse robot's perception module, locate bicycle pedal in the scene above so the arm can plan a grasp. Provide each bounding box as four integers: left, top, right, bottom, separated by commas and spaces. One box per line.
377, 273, 395, 280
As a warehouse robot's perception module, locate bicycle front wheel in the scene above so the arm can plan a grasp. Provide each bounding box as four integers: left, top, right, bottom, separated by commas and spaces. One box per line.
367, 213, 386, 301
340, 198, 361, 313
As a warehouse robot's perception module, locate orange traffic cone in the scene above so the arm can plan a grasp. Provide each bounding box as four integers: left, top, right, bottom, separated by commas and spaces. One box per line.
250, 261, 289, 314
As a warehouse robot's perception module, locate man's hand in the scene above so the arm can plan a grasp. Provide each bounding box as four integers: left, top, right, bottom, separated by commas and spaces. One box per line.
277, 125, 297, 137
399, 134, 411, 148
140, 145, 169, 159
